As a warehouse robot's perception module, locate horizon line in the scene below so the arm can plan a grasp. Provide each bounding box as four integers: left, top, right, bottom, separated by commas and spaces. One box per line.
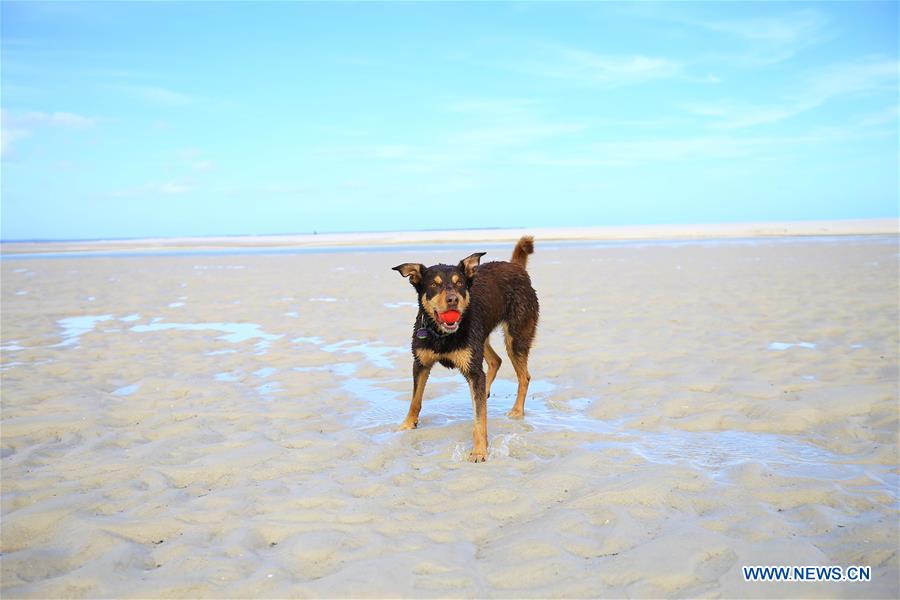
2, 219, 897, 258
2, 217, 898, 246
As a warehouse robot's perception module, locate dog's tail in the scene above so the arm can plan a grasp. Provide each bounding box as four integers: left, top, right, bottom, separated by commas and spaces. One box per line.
510, 235, 534, 269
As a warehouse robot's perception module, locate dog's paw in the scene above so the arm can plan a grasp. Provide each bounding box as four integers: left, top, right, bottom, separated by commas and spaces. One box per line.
467, 450, 487, 463
506, 409, 524, 419
398, 418, 418, 430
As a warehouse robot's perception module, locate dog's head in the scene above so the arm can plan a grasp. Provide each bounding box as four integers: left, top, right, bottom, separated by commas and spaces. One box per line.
392, 252, 485, 334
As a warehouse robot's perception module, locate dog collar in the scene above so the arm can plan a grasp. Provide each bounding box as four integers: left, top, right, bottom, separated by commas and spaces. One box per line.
416, 311, 455, 339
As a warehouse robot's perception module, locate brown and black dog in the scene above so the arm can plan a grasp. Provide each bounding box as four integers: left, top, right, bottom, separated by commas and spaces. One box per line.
392, 236, 539, 462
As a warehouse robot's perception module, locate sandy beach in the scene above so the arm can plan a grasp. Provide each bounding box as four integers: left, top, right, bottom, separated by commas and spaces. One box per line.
1, 230, 898, 598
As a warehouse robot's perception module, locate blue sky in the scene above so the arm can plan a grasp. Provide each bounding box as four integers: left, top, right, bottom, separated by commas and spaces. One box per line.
1, 1, 897, 240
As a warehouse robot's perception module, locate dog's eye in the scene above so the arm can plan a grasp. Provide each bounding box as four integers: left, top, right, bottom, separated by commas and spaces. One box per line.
429, 282, 438, 288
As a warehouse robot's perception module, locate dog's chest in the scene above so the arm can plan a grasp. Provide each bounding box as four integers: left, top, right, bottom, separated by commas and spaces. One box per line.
414, 347, 473, 373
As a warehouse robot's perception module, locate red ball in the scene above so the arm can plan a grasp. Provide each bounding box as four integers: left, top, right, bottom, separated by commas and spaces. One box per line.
441, 310, 460, 324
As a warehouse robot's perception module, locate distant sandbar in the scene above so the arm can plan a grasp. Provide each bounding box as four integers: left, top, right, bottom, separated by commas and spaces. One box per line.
2, 218, 896, 256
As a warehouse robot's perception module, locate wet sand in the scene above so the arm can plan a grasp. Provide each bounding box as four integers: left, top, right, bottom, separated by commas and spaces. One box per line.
1, 234, 898, 598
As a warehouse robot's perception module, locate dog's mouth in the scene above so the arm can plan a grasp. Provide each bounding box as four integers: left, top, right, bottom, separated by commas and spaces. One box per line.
436, 309, 461, 333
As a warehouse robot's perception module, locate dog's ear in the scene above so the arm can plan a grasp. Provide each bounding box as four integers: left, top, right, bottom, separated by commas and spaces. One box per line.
392, 263, 425, 285
458, 252, 486, 279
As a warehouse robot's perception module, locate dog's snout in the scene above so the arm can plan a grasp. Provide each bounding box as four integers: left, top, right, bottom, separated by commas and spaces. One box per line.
445, 292, 459, 307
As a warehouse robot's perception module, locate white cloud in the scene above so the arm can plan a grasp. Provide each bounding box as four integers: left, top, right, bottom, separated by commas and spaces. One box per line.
158, 182, 192, 195
21, 111, 96, 127
320, 96, 587, 169
110, 180, 194, 198
514, 45, 683, 87
805, 57, 899, 100
370, 145, 411, 160
698, 9, 830, 47
523, 135, 769, 167
175, 149, 215, 172
116, 84, 193, 106
443, 96, 587, 159
189, 159, 214, 171
682, 101, 802, 130
663, 8, 833, 66
260, 183, 309, 195
519, 125, 887, 169
1, 109, 97, 159
2, 109, 97, 129
443, 98, 541, 116
683, 56, 899, 130
446, 122, 585, 149
855, 105, 900, 128
0, 127, 30, 159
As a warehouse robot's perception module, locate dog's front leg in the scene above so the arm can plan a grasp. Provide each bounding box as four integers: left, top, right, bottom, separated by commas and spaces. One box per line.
400, 361, 431, 430
465, 367, 488, 462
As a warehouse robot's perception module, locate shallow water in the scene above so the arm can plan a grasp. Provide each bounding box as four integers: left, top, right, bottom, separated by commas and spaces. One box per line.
55, 314, 114, 347
610, 430, 899, 492
342, 363, 899, 499
30, 311, 900, 504
318, 339, 407, 370
111, 383, 140, 397
296, 324, 900, 502
768, 341, 817, 350
129, 321, 282, 344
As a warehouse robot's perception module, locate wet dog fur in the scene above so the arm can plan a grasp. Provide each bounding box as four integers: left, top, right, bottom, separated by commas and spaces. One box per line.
392, 236, 539, 462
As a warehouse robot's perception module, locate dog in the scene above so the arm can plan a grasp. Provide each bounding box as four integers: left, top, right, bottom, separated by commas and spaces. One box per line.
392, 236, 539, 462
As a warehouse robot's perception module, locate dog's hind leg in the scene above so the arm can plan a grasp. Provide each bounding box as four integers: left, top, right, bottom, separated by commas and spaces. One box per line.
400, 361, 432, 430
506, 351, 531, 419
483, 338, 502, 398
504, 322, 535, 419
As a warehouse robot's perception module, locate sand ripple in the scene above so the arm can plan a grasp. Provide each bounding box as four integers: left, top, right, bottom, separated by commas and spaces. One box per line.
1, 237, 898, 598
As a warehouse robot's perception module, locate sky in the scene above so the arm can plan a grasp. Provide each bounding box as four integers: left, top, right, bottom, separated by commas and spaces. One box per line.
1, 1, 898, 241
